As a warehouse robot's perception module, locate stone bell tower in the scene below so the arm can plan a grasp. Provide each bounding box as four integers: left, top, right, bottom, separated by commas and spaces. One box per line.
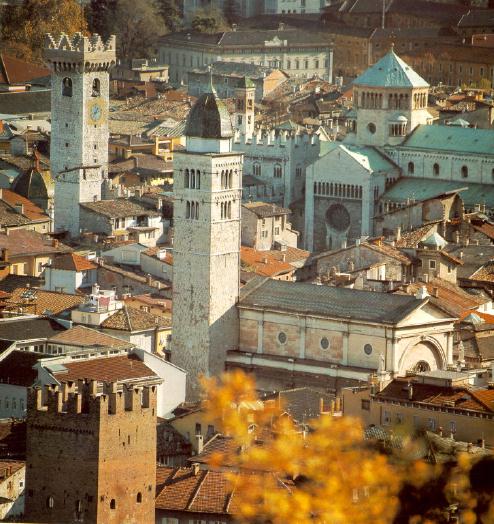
233, 77, 256, 137
43, 33, 116, 237
172, 85, 243, 399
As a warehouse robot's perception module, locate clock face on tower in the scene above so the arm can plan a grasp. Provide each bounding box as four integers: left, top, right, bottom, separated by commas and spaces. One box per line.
88, 100, 104, 125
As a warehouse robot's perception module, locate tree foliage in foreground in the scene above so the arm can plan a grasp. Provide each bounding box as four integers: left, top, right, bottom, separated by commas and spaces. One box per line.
201, 370, 494, 524
0, 0, 87, 61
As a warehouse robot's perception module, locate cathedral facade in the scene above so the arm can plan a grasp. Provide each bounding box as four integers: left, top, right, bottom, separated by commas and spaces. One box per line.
304, 48, 494, 252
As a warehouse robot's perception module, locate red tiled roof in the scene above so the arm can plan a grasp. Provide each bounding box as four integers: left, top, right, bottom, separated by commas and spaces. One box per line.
0, 188, 48, 222
101, 305, 171, 331
4, 287, 84, 315
0, 230, 71, 257
264, 247, 310, 265
142, 246, 173, 265
366, 239, 412, 265
377, 377, 494, 413
51, 354, 158, 383
48, 325, 133, 349
472, 223, 494, 241
240, 246, 294, 277
0, 54, 49, 85
0, 460, 24, 479
49, 253, 97, 272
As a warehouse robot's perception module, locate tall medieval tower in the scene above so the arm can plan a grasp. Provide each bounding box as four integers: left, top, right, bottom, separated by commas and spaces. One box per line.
172, 86, 242, 399
234, 77, 255, 137
24, 381, 157, 524
43, 33, 116, 237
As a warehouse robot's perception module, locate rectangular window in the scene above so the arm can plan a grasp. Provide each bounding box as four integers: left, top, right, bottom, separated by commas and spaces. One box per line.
429, 260, 436, 269
449, 421, 456, 433
195, 423, 202, 435
427, 418, 436, 431
274, 227, 280, 235
383, 410, 391, 425
361, 399, 370, 411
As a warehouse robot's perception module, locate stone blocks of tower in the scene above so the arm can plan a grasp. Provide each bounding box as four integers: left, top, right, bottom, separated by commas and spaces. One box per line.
172, 151, 242, 399
24, 380, 156, 524
44, 32, 116, 237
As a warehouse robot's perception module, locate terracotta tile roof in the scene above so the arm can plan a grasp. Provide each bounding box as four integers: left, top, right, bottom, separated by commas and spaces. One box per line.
0, 54, 49, 85
395, 224, 436, 248
142, 246, 173, 265
50, 354, 158, 383
472, 222, 494, 241
377, 377, 494, 413
80, 198, 160, 219
0, 230, 71, 257
125, 294, 172, 311
240, 246, 294, 277
101, 305, 171, 331
402, 278, 485, 317
366, 239, 412, 265
155, 465, 292, 515
0, 350, 45, 387
108, 154, 172, 175
49, 253, 97, 272
0, 200, 31, 227
4, 288, 84, 316
48, 325, 134, 350
0, 460, 24, 480
469, 261, 494, 283
243, 202, 291, 218
264, 247, 310, 265
0, 188, 48, 222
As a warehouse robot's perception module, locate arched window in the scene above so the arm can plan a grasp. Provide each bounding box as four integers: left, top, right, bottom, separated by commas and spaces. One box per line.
330, 182, 333, 195
190, 169, 195, 189
227, 201, 232, 219
47, 496, 54, 509
186, 201, 190, 219
137, 492, 142, 503
491, 168, 494, 180
110, 499, 116, 510
253, 163, 261, 177
184, 169, 189, 188
274, 164, 282, 178
433, 163, 440, 176
408, 162, 414, 175
62, 77, 72, 97
229, 170, 233, 188
461, 165, 468, 178
92, 78, 100, 97
195, 202, 199, 219
196, 170, 200, 189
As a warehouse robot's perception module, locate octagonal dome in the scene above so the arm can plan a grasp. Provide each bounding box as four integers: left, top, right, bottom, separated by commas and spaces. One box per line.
185, 92, 233, 139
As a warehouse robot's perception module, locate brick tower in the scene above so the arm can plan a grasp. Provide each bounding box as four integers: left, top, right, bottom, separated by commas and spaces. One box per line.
43, 33, 116, 237
24, 381, 156, 524
172, 84, 243, 399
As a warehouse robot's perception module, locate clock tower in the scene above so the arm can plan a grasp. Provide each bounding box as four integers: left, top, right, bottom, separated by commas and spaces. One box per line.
43, 32, 116, 237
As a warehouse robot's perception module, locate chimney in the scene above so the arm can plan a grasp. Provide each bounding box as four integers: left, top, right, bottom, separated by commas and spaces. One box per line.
438, 426, 443, 437
231, 23, 238, 31
196, 434, 204, 455
191, 463, 200, 476
14, 203, 24, 215
262, 257, 268, 264
407, 381, 413, 401
52, 239, 59, 248
432, 287, 439, 298
281, 253, 286, 262
278, 22, 285, 31
395, 226, 401, 241
1, 248, 8, 262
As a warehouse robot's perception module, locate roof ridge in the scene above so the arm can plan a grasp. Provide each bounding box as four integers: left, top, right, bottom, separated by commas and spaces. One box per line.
123, 305, 132, 331
186, 469, 208, 510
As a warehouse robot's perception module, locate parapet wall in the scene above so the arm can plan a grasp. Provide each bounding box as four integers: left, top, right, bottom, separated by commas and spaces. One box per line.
28, 380, 157, 419
43, 32, 116, 73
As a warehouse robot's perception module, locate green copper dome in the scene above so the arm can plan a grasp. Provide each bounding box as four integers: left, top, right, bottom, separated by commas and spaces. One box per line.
185, 92, 233, 139
353, 48, 429, 89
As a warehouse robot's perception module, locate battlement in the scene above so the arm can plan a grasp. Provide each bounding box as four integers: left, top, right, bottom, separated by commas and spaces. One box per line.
43, 32, 116, 73
233, 128, 320, 149
28, 380, 157, 418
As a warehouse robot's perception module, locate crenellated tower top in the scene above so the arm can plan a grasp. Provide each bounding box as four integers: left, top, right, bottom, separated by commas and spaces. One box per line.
43, 32, 116, 73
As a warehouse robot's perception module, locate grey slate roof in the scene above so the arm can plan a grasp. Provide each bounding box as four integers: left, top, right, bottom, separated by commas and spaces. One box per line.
0, 317, 66, 342
0, 89, 51, 115
189, 61, 273, 80
239, 276, 425, 324
80, 198, 160, 219
185, 92, 233, 139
